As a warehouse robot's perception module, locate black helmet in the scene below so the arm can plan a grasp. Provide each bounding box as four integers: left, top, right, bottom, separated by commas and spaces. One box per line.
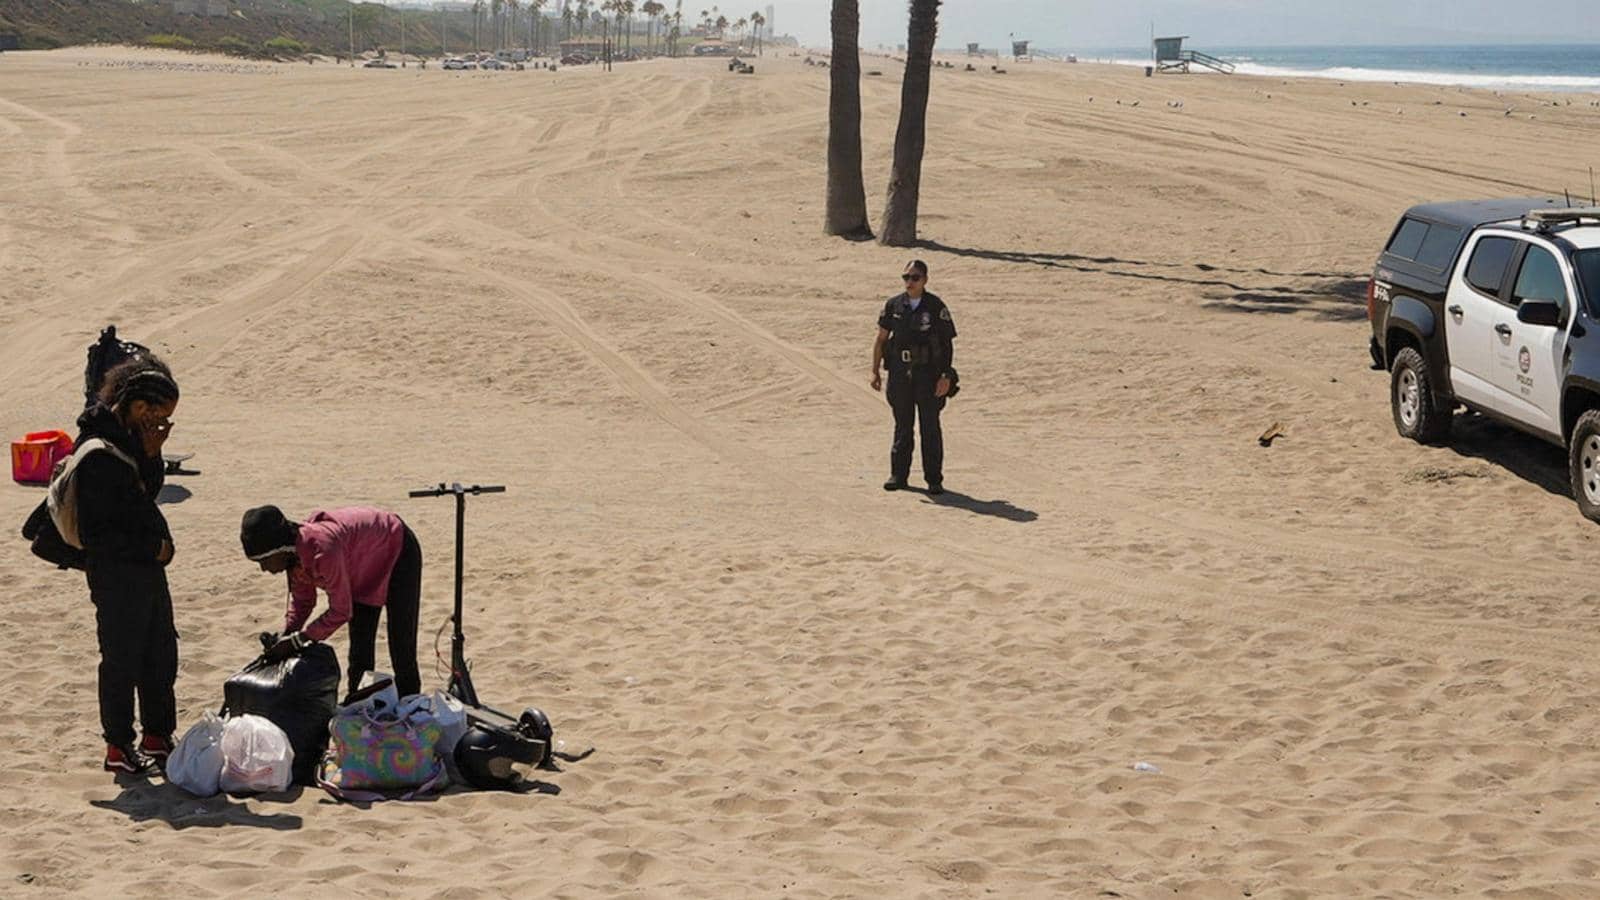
454, 725, 544, 790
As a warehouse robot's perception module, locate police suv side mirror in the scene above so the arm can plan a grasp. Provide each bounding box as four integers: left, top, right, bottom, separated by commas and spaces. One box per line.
1517, 298, 1564, 328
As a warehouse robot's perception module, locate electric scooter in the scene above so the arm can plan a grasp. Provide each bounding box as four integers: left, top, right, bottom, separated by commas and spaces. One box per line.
409, 482, 558, 767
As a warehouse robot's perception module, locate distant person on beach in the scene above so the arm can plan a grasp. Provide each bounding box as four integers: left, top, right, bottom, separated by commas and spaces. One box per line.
75, 358, 182, 776
871, 259, 957, 494
241, 505, 423, 698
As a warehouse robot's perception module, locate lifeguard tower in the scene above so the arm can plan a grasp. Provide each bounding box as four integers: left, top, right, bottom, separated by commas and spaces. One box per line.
1152, 35, 1234, 74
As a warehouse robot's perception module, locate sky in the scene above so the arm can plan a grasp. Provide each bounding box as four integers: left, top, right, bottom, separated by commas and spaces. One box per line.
756, 1, 1600, 49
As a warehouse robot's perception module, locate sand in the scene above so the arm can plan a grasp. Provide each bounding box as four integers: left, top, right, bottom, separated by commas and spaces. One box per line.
5, 43, 1600, 898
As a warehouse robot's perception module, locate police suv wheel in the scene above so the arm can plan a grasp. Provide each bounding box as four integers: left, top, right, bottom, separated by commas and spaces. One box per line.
1568, 410, 1600, 523
1390, 347, 1451, 444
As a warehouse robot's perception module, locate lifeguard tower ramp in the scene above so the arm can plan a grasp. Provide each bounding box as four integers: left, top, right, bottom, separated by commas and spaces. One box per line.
1153, 35, 1234, 74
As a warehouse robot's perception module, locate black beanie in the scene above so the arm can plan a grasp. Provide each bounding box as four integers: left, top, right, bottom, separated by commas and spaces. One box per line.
240, 506, 298, 560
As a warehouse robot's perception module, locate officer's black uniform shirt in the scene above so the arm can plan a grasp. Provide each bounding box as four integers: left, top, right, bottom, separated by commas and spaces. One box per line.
879, 291, 957, 376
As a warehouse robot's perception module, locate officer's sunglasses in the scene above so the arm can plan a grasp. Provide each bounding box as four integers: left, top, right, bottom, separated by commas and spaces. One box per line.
902, 273, 925, 282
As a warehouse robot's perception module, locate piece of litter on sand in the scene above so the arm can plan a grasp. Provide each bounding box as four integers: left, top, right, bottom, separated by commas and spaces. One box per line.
1132, 761, 1161, 774
1258, 422, 1285, 447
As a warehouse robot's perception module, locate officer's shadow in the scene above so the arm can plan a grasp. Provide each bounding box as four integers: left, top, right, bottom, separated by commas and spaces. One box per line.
912, 487, 1038, 522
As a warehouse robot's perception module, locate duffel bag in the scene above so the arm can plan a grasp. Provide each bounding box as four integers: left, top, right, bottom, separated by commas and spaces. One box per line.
318, 704, 446, 802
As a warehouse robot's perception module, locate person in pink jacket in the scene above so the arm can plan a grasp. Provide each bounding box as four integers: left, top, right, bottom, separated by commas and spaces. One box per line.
240, 505, 423, 697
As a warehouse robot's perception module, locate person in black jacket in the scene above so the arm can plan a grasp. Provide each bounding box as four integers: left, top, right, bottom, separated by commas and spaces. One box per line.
73, 356, 181, 775
871, 260, 957, 493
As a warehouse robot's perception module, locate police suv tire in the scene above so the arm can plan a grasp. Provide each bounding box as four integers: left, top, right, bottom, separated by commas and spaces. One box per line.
1568, 410, 1600, 523
1390, 347, 1451, 444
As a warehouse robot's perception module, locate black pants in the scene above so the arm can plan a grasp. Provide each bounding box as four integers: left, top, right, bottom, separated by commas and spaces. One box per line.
88, 562, 178, 746
347, 525, 422, 697
886, 366, 945, 485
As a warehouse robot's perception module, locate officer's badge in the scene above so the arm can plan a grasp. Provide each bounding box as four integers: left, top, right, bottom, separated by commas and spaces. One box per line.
939, 308, 951, 321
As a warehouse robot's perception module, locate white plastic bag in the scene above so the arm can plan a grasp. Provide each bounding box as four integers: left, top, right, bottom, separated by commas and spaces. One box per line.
429, 690, 469, 782
167, 711, 226, 797
218, 714, 293, 794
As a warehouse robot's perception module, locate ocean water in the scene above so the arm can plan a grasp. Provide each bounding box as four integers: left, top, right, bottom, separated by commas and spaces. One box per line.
1046, 44, 1600, 92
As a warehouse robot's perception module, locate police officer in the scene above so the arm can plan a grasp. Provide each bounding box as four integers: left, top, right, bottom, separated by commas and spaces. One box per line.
871, 259, 956, 494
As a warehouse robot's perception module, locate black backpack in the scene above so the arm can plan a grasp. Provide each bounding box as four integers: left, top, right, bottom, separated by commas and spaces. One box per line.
22, 500, 83, 571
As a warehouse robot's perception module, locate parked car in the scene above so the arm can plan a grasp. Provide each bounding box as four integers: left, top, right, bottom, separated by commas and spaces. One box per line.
478, 57, 507, 70
442, 57, 472, 70
1369, 198, 1600, 519
363, 57, 397, 69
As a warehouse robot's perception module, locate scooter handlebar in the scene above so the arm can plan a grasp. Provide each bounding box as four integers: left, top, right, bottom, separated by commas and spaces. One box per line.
408, 483, 507, 498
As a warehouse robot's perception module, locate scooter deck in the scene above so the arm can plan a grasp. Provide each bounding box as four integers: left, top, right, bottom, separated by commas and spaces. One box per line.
465, 703, 547, 759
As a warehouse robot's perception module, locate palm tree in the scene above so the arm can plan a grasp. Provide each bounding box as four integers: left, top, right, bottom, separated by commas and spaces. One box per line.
878, 0, 940, 246
576, 0, 588, 37
750, 10, 763, 55
824, 0, 870, 239
642, 1, 663, 53
562, 3, 573, 41
472, 0, 484, 51
715, 14, 727, 38
735, 16, 746, 48
531, 0, 547, 53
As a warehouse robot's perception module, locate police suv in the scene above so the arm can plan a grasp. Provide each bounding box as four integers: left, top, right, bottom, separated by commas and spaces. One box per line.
1368, 198, 1600, 520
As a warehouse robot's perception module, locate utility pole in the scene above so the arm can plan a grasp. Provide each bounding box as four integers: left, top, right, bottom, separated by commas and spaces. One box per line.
401, 6, 406, 64
349, 4, 355, 65
441, 4, 447, 57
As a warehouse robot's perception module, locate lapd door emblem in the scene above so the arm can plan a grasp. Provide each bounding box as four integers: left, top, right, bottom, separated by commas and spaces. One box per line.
1519, 346, 1531, 374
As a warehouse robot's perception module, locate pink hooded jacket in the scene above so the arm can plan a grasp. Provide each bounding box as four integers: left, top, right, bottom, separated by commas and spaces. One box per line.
283, 507, 405, 642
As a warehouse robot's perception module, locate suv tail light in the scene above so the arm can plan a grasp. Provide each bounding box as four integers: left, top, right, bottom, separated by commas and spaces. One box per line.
1365, 278, 1377, 321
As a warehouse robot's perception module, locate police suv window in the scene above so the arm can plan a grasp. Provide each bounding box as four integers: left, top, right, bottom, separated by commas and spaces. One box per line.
1464, 236, 1516, 297
1576, 249, 1600, 313
1415, 225, 1463, 271
1386, 218, 1429, 260
1510, 245, 1567, 311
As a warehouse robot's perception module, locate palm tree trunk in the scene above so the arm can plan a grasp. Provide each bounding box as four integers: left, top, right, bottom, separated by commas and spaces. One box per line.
824, 0, 871, 239
877, 0, 940, 246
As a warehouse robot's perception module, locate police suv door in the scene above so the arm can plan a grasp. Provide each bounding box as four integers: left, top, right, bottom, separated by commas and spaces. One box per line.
1444, 233, 1519, 411
1489, 237, 1574, 438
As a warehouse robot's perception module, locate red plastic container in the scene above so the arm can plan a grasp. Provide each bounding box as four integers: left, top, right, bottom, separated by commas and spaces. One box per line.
11, 430, 74, 485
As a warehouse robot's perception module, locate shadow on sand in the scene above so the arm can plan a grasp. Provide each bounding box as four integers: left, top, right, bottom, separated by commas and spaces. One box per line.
901, 486, 1039, 522
91, 779, 304, 830
1443, 411, 1570, 498
915, 239, 1369, 322
156, 484, 192, 505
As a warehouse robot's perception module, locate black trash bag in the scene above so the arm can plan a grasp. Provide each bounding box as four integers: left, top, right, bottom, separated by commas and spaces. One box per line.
223, 644, 341, 786
83, 325, 151, 411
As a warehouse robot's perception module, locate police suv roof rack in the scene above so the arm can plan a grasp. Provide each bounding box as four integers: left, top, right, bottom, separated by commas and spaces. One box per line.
1522, 208, 1600, 232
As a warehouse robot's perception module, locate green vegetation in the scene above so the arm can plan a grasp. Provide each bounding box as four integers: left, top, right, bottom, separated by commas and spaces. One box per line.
264, 35, 307, 55
216, 34, 252, 56
145, 33, 197, 49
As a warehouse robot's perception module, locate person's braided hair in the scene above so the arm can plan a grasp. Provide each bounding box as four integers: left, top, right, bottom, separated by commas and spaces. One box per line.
98, 354, 180, 415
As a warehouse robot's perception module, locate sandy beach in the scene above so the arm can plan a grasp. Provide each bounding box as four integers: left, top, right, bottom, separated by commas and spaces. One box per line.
6, 43, 1600, 897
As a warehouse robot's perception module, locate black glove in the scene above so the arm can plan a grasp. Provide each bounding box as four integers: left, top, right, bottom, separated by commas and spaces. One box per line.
264, 632, 308, 662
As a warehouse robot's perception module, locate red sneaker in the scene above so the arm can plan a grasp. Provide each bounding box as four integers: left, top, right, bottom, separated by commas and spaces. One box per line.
139, 734, 175, 770
104, 743, 158, 776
